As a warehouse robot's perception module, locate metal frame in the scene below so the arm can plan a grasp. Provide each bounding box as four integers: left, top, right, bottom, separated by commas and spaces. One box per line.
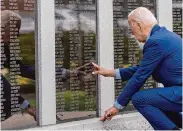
35, 0, 56, 126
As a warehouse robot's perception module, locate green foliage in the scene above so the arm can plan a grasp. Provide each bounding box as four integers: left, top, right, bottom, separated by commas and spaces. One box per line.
57, 90, 96, 111
19, 32, 35, 66
64, 91, 72, 111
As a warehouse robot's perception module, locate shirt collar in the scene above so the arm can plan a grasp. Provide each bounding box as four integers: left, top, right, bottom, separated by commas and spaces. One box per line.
146, 32, 151, 42
146, 24, 159, 42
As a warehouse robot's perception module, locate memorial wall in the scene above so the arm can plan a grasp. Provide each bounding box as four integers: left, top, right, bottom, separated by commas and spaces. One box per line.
0, 0, 178, 129
173, 0, 182, 38
55, 0, 97, 121
1, 0, 36, 129
113, 0, 157, 111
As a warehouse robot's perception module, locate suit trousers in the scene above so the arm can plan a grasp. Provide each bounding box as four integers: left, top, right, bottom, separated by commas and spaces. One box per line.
131, 86, 182, 130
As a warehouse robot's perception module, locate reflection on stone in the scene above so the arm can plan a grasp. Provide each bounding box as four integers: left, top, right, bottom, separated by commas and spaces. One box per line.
55, 0, 97, 121
1, 0, 36, 129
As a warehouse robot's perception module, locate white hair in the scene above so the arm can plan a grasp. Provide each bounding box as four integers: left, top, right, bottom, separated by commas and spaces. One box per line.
1, 10, 21, 28
128, 7, 157, 26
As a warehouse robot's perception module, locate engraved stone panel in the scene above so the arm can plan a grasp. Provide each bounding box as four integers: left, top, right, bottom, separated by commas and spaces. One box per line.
1, 0, 36, 129
55, 0, 97, 121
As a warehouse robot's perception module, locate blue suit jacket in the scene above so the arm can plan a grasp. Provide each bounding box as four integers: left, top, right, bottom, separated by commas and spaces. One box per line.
117, 24, 182, 106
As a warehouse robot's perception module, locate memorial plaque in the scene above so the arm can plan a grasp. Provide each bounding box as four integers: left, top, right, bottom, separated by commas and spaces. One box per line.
113, 0, 157, 111
173, 0, 182, 38
55, 0, 97, 121
1, 0, 36, 129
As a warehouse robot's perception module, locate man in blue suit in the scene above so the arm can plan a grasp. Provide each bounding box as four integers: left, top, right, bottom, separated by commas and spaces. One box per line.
92, 7, 182, 130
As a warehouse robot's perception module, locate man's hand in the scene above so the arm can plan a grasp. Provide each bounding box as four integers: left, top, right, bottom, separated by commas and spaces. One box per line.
100, 106, 119, 122
92, 62, 116, 77
69, 69, 86, 76
69, 63, 91, 77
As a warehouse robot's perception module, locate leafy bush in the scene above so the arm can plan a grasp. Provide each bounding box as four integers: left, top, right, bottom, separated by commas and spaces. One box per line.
57, 90, 96, 111
19, 33, 35, 66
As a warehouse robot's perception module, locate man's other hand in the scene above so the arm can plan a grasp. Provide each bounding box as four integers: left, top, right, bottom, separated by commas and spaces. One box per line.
100, 106, 119, 122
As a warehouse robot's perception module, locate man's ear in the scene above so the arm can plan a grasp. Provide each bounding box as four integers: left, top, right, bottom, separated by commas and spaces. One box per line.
137, 22, 142, 31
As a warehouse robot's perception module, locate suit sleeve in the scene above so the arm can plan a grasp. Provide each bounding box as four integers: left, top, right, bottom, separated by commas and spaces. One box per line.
117, 40, 164, 107
118, 65, 139, 81
20, 64, 35, 80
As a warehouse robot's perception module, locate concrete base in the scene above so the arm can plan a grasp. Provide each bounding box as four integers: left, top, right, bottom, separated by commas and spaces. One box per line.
25, 112, 153, 130
1, 113, 36, 130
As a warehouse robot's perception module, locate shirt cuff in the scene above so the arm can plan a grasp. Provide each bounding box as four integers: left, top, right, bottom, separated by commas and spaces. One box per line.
114, 100, 124, 110
20, 100, 29, 109
115, 69, 121, 80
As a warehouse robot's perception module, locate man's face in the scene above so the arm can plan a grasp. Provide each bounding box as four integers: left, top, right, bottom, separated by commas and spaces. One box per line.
128, 18, 145, 43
